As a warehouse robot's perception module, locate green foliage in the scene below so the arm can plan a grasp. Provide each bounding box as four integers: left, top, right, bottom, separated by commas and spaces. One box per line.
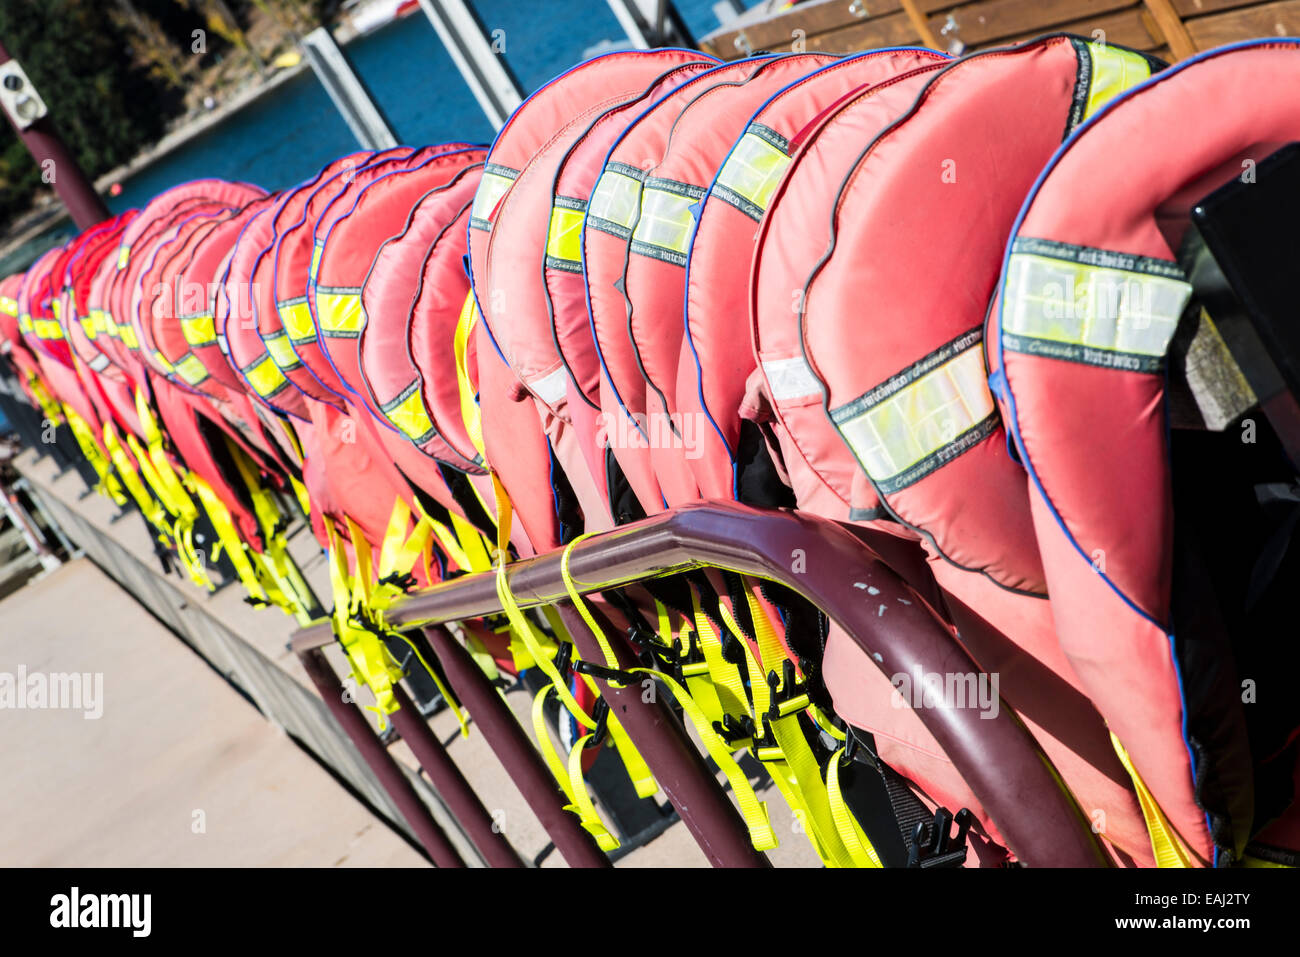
0, 0, 186, 225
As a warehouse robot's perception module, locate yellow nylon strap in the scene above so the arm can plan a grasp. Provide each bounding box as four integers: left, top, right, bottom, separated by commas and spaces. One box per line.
188, 473, 269, 604
371, 499, 469, 736
463, 628, 500, 682
453, 291, 486, 460
132, 387, 198, 523
530, 686, 619, 852
26, 371, 63, 425
490, 471, 597, 726
1110, 732, 1199, 868
576, 671, 658, 800
690, 587, 752, 724
826, 749, 883, 868
63, 405, 126, 505
222, 436, 321, 623
633, 666, 777, 851
121, 407, 211, 591
288, 476, 312, 521
738, 584, 853, 867
809, 704, 846, 741
560, 532, 622, 680
326, 519, 404, 730
567, 732, 621, 851
102, 423, 170, 540
450, 511, 493, 573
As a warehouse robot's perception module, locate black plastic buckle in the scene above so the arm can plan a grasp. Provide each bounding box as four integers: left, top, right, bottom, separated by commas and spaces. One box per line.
764, 659, 811, 722
712, 711, 755, 749
377, 570, 418, 593
583, 697, 610, 750
570, 657, 641, 686
907, 807, 973, 868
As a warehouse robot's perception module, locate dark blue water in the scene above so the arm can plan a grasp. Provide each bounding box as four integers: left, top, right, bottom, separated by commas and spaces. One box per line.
110, 0, 753, 210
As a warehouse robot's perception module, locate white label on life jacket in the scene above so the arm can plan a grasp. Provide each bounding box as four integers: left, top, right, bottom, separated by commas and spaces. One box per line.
763, 356, 822, 402
527, 366, 569, 407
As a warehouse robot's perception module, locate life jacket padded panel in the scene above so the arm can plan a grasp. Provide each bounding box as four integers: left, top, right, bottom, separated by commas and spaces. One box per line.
617, 54, 841, 507
267, 148, 435, 407
753, 65, 943, 520
480, 51, 715, 531
583, 57, 779, 515
313, 147, 486, 403
178, 196, 279, 397
218, 206, 310, 419
468, 51, 720, 539
681, 49, 944, 502
759, 35, 1165, 864
359, 170, 482, 471
994, 40, 1300, 864
542, 60, 722, 520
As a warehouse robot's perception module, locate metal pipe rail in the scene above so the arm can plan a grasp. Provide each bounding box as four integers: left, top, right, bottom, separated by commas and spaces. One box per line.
293, 501, 1107, 868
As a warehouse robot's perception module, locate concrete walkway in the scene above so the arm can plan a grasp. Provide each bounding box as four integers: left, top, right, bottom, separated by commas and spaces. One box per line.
0, 558, 425, 867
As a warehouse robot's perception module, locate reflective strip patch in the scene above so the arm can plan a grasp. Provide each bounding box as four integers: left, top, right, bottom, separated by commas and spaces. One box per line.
90, 309, 110, 335
527, 366, 568, 406
317, 289, 364, 338
1002, 237, 1190, 373
33, 317, 63, 339
382, 379, 436, 445
470, 164, 518, 231
152, 350, 176, 374
546, 198, 586, 272
181, 312, 217, 347
588, 164, 645, 239
173, 353, 209, 386
116, 245, 130, 270
831, 329, 996, 495
79, 316, 96, 340
263, 331, 302, 371
1068, 40, 1153, 132
50, 300, 61, 321
714, 125, 791, 222
762, 356, 822, 402
278, 298, 317, 343
88, 353, 109, 372
0, 296, 17, 316
117, 321, 140, 350
310, 240, 324, 281
631, 179, 703, 266
242, 353, 288, 398
17, 313, 32, 334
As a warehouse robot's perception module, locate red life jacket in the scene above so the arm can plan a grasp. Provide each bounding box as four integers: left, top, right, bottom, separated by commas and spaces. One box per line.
475, 49, 715, 534
359, 169, 484, 473
582, 56, 792, 515
756, 35, 1166, 864
261, 148, 408, 408
542, 60, 722, 524
991, 38, 1300, 866
680, 48, 944, 504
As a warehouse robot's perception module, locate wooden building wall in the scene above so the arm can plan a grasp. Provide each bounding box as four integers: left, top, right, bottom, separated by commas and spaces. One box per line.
700, 0, 1300, 66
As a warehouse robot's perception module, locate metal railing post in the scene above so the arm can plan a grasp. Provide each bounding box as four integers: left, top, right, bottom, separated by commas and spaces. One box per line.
554, 602, 771, 868
420, 624, 612, 868
299, 647, 466, 867
386, 682, 525, 867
